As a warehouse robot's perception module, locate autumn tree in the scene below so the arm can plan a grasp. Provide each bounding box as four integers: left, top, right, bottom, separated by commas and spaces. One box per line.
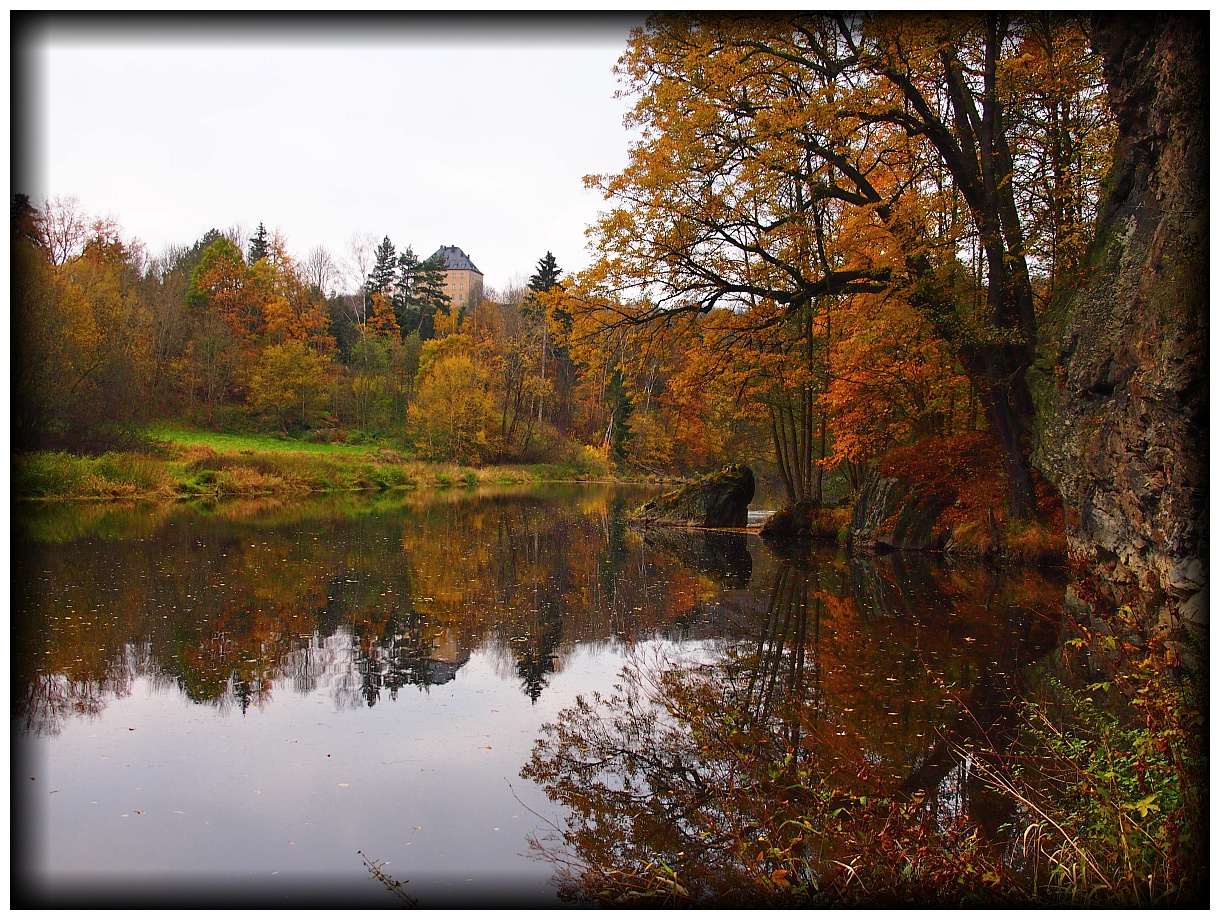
575, 19, 896, 492
366, 291, 400, 338
545, 288, 646, 464
578, 14, 1113, 517
188, 237, 258, 340
247, 340, 333, 431
408, 334, 494, 463
12, 200, 153, 451
466, 285, 555, 461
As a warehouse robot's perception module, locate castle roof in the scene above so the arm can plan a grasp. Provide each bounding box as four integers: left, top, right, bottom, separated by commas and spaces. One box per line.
430, 245, 482, 275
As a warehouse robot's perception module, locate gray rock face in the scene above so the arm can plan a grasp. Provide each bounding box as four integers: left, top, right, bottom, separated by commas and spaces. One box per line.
849, 473, 952, 553
632, 464, 755, 529
1031, 14, 1207, 633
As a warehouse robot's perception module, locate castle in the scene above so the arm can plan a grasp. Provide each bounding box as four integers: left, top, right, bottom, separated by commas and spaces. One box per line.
429, 245, 483, 313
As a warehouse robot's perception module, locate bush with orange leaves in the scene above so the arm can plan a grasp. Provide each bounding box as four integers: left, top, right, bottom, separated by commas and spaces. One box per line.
878, 433, 1065, 563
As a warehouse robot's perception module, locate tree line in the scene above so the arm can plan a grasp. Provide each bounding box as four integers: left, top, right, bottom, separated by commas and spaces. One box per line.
10, 196, 678, 467
14, 13, 1117, 520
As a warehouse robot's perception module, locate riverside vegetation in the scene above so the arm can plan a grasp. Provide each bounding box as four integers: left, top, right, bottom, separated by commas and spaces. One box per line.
13, 426, 618, 504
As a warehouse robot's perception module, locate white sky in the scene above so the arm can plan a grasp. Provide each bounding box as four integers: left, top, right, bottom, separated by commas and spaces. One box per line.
16, 14, 644, 294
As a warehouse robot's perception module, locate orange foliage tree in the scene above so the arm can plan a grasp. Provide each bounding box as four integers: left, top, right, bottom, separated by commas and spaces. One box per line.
13, 201, 154, 451
572, 14, 1112, 516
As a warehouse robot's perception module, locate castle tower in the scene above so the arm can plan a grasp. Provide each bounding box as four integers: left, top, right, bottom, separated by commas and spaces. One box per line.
430, 245, 484, 314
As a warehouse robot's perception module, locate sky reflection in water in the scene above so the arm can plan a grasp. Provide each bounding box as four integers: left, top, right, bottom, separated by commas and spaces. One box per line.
12, 484, 1064, 906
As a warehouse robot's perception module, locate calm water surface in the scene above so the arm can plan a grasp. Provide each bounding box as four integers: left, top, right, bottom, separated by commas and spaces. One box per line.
12, 484, 1065, 907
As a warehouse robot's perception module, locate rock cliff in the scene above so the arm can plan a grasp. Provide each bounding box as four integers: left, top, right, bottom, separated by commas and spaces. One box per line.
848, 473, 952, 553
1031, 13, 1208, 632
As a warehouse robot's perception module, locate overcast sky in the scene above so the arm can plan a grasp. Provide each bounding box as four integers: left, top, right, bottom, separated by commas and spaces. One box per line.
15, 14, 644, 294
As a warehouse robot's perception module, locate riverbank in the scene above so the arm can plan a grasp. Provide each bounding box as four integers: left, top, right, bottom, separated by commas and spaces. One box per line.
11, 428, 648, 503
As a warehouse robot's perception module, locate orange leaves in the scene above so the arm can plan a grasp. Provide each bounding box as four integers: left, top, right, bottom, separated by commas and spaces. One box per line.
823, 290, 965, 468
365, 292, 400, 338
877, 432, 1006, 527
189, 236, 334, 356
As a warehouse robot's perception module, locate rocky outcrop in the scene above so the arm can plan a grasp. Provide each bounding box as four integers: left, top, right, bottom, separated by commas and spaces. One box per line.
1031, 14, 1208, 633
631, 464, 755, 529
849, 473, 953, 553
758, 498, 848, 543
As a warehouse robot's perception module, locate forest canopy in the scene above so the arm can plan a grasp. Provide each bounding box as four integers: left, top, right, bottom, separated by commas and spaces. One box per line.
13, 12, 1115, 525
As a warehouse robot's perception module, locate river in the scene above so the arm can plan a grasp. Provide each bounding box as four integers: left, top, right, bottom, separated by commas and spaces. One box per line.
12, 484, 1066, 907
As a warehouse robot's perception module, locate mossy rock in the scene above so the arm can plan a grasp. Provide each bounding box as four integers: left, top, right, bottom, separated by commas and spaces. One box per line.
631, 464, 755, 528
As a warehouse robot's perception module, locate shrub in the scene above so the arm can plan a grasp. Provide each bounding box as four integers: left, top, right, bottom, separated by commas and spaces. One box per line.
13, 451, 175, 500
1003, 519, 1068, 565
13, 452, 91, 498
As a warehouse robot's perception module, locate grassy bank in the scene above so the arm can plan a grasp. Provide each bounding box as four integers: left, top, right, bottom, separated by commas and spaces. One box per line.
13, 426, 619, 502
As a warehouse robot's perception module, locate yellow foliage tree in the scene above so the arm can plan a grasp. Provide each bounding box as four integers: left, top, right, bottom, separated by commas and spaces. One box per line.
247, 340, 334, 431
408, 335, 495, 464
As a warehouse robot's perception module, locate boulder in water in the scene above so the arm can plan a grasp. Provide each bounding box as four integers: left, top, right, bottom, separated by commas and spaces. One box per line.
632, 464, 755, 528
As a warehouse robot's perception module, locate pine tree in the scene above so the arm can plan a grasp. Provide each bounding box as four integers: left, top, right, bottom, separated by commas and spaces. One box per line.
411, 253, 451, 340
528, 251, 562, 294
247, 222, 270, 264
365, 236, 398, 315
392, 245, 419, 332
389, 249, 451, 340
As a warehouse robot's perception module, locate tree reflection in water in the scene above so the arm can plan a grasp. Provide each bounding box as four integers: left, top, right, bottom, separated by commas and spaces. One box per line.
12, 485, 735, 733
522, 547, 1065, 906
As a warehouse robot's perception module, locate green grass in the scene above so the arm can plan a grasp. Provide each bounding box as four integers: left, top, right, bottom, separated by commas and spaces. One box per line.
148, 424, 378, 458
16, 423, 624, 503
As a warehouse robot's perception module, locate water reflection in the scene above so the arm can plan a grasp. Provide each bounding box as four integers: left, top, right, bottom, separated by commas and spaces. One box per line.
13, 486, 1067, 906
641, 529, 754, 588
13, 485, 746, 735
523, 544, 1066, 905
